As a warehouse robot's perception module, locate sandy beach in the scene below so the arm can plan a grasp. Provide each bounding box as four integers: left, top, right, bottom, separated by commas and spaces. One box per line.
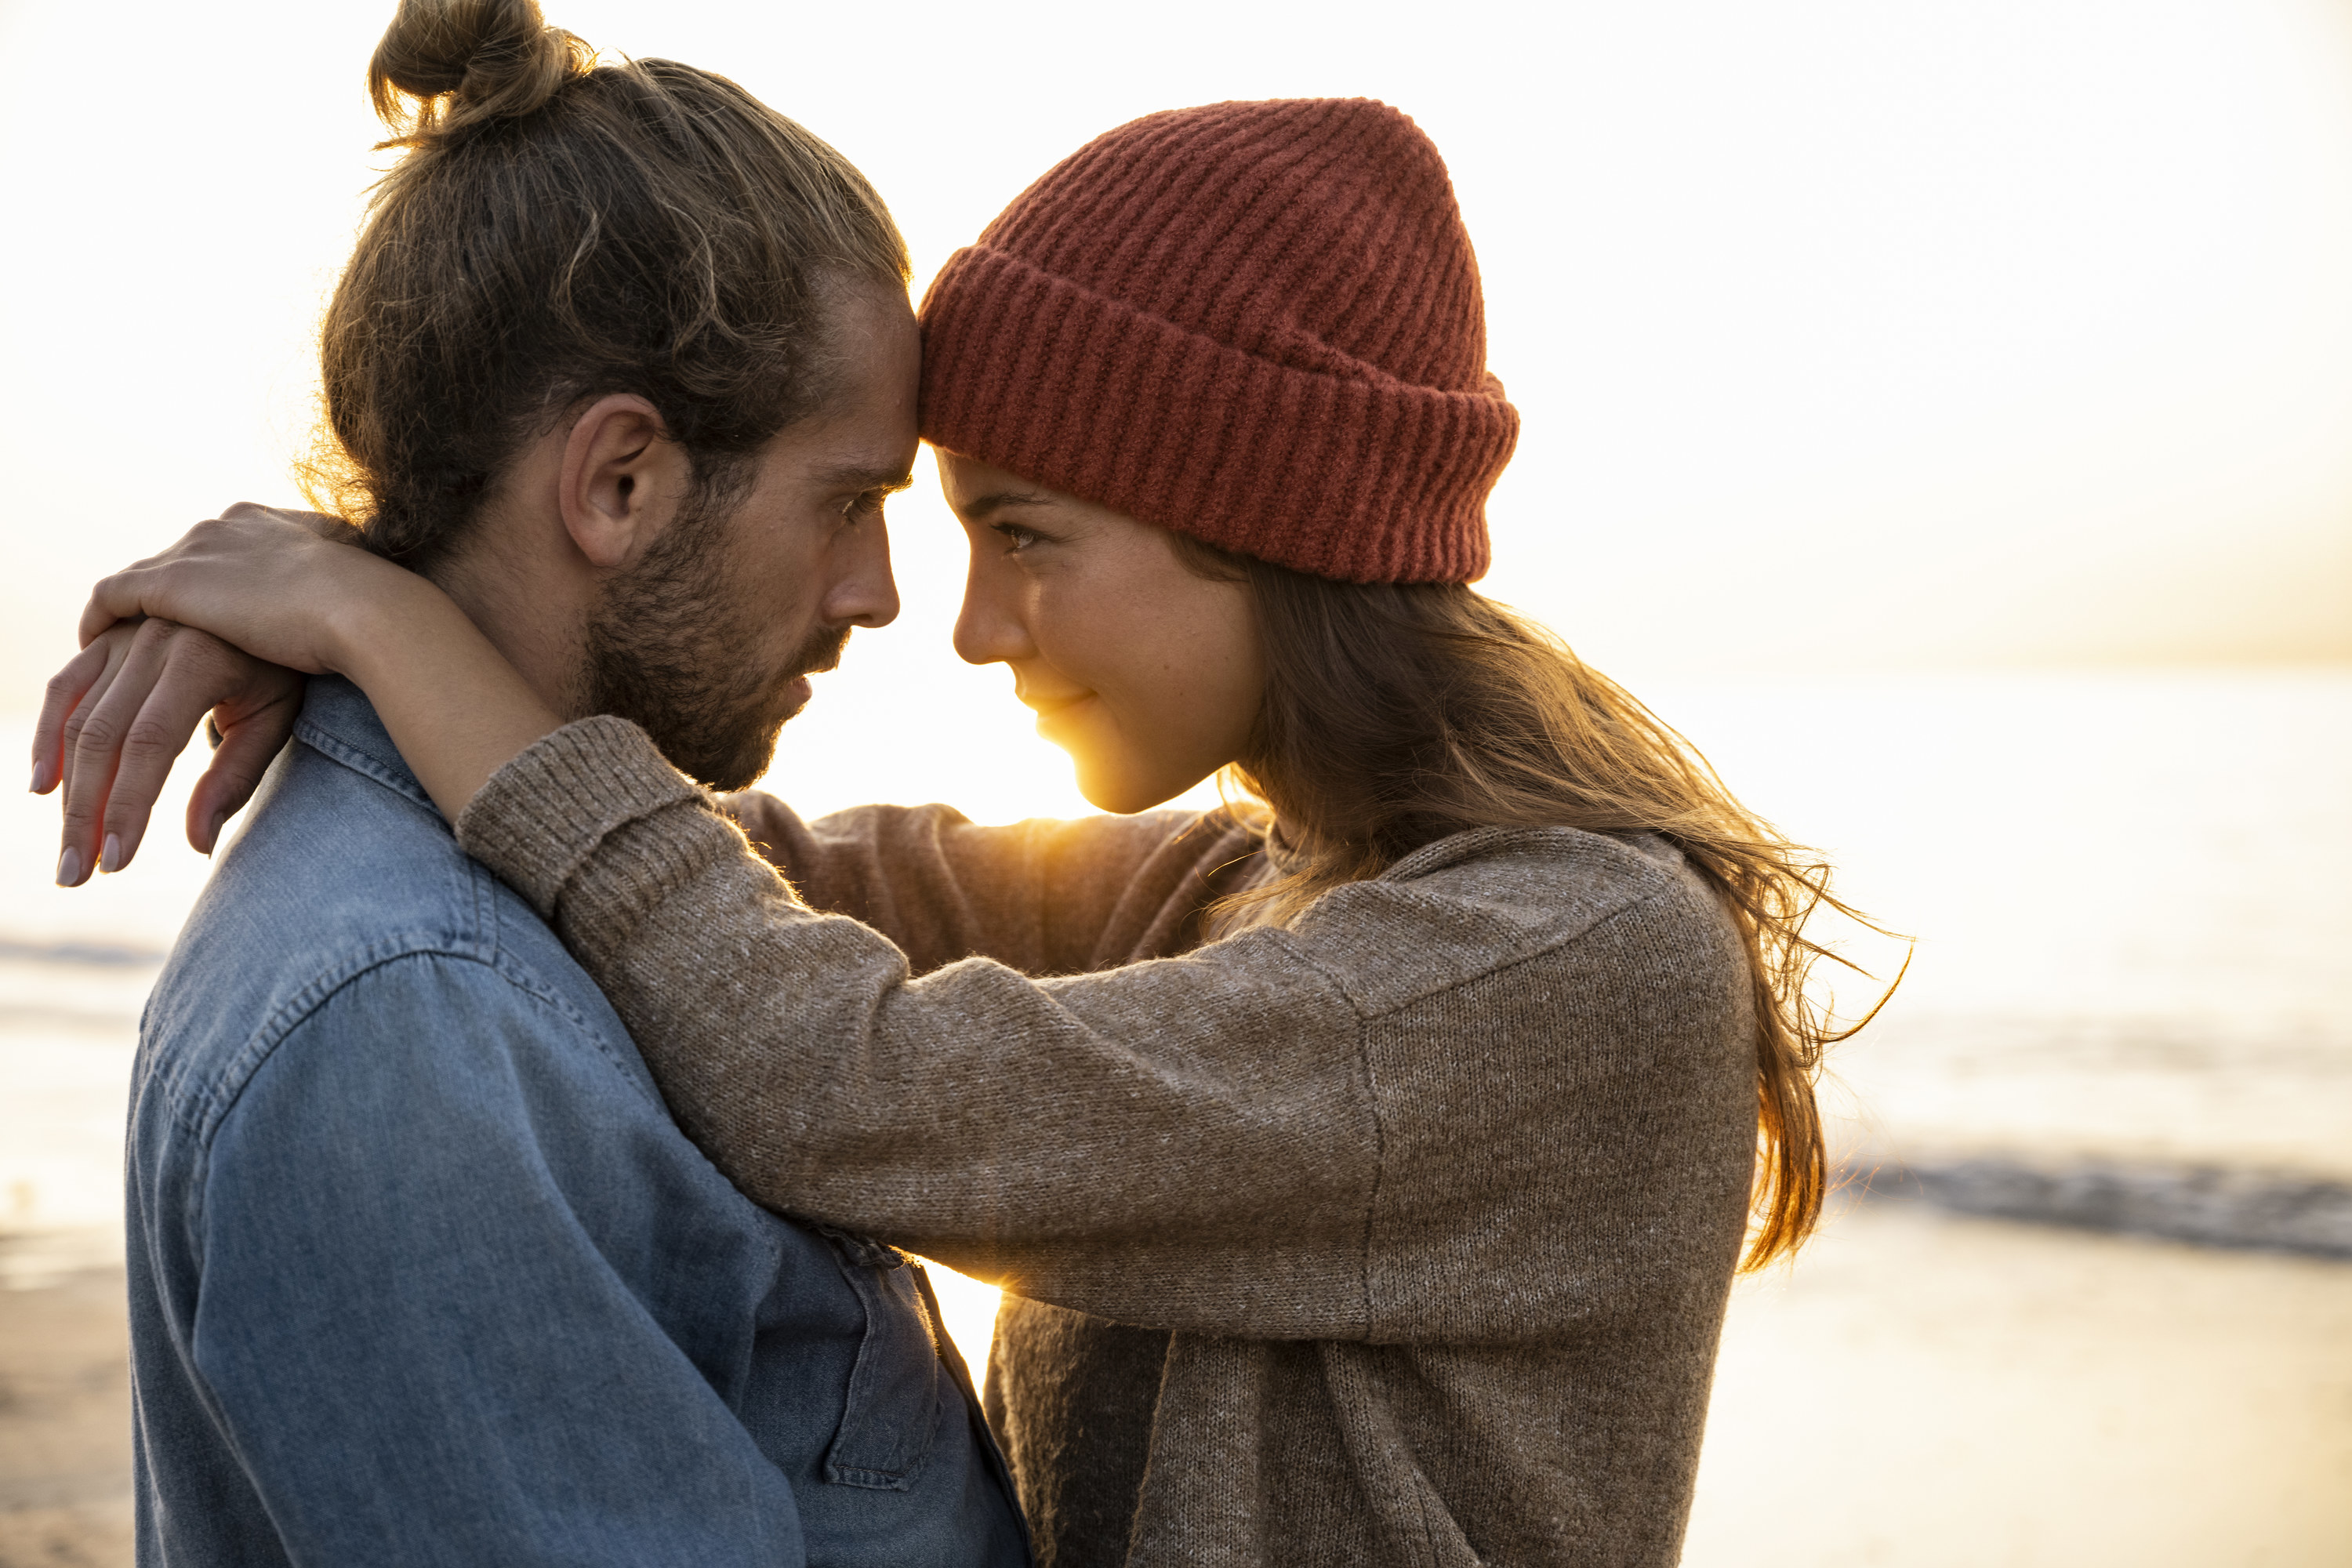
9, 1201, 2350, 1568
1684, 1199, 2352, 1566
0, 1258, 130, 1567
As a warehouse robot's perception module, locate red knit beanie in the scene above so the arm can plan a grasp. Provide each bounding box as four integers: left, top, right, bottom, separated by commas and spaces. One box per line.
918, 98, 1518, 584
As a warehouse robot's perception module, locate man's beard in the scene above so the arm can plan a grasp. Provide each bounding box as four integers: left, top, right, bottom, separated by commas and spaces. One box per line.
579, 488, 848, 791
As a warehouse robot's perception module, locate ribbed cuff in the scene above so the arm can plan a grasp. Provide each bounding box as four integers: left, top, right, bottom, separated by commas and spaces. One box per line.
454, 716, 700, 921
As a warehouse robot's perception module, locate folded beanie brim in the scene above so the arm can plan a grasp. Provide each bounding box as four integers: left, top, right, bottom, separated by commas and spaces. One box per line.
920, 244, 1517, 584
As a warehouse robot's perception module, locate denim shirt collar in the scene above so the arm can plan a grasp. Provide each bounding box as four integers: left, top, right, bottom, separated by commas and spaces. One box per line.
291, 677, 438, 817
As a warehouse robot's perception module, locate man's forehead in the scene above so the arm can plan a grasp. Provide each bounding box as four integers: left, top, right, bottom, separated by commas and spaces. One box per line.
804, 456, 913, 492
770, 386, 916, 485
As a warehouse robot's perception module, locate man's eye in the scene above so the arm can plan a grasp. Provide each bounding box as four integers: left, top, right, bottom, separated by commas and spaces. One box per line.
843, 491, 887, 524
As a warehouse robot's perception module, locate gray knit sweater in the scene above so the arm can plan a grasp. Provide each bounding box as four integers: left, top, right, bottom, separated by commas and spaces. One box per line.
455, 717, 1758, 1567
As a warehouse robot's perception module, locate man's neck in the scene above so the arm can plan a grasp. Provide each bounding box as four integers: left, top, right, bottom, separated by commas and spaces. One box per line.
424, 538, 595, 724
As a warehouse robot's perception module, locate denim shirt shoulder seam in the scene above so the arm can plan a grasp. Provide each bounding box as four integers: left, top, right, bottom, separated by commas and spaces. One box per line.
293, 718, 435, 813
175, 937, 489, 1147
178, 943, 666, 1258
175, 938, 654, 1150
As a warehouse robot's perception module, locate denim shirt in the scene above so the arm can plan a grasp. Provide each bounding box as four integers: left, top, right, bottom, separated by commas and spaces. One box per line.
125, 678, 1030, 1568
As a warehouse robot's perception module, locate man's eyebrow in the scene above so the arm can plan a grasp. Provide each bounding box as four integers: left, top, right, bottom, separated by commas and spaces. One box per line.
960, 490, 1058, 519
815, 463, 914, 492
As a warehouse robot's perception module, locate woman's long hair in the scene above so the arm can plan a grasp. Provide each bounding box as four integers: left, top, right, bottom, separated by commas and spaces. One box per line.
1181, 539, 1894, 1271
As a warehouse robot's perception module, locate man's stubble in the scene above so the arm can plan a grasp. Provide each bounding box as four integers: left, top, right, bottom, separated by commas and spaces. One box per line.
579, 484, 847, 791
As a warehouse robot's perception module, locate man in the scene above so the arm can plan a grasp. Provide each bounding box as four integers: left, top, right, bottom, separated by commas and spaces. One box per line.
44, 11, 1030, 1564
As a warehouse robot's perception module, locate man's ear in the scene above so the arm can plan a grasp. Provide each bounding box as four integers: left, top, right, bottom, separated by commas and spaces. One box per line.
557, 394, 692, 569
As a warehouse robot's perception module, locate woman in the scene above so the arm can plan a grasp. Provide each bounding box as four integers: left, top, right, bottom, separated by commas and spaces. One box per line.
42, 81, 1874, 1568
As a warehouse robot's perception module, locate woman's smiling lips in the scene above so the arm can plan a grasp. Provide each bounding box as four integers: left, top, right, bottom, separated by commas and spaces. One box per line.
1018, 686, 1098, 733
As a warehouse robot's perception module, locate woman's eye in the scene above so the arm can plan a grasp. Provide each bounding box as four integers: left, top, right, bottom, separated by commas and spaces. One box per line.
993, 522, 1040, 553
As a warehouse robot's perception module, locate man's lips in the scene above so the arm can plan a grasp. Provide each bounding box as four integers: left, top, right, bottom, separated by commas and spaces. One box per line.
778, 631, 850, 716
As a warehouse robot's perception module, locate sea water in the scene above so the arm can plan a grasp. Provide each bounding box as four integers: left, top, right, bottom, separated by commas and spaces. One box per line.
1644, 668, 2352, 1181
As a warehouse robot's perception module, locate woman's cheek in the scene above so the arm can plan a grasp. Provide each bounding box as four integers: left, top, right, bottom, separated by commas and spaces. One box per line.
1086, 697, 1147, 778
1076, 698, 1181, 812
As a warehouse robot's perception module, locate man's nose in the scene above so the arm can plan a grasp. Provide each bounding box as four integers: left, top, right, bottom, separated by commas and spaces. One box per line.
826, 519, 900, 630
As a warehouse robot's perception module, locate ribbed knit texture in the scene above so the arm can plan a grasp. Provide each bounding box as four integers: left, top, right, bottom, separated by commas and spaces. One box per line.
454, 715, 704, 937
456, 718, 1759, 1566
919, 98, 1520, 584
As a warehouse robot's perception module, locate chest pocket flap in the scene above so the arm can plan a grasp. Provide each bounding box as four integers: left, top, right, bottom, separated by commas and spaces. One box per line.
821, 1230, 947, 1490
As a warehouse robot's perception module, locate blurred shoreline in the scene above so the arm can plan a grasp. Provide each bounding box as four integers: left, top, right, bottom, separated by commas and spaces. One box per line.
1857, 1154, 2352, 1258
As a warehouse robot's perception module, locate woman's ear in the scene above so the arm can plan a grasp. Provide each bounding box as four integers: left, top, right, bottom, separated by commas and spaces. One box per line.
557, 394, 689, 568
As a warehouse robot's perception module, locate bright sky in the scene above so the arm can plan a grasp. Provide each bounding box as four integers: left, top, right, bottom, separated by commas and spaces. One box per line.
3, 0, 2351, 818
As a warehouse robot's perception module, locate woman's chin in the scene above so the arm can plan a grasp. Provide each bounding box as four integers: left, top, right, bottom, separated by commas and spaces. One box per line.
1072, 763, 1156, 815
1068, 751, 1217, 816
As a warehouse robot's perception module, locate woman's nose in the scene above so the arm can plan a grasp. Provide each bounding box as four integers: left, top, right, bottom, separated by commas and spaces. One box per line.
952, 551, 1033, 666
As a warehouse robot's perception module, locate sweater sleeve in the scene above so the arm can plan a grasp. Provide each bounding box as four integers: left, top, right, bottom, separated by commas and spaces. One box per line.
456, 718, 1380, 1338
718, 792, 1257, 977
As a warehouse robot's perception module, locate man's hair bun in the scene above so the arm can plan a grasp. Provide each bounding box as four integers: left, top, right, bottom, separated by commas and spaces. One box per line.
367, 0, 591, 142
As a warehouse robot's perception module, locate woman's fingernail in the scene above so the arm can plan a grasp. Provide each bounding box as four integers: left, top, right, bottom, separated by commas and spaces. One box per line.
56, 847, 81, 887
27, 759, 52, 793
203, 811, 227, 855
100, 833, 122, 873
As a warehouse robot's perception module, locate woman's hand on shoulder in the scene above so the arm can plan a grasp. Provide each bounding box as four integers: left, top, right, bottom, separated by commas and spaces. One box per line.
76, 502, 411, 675
34, 618, 306, 885
34, 501, 386, 886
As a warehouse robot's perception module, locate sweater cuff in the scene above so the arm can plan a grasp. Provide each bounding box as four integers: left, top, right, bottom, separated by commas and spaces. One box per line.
454, 716, 702, 920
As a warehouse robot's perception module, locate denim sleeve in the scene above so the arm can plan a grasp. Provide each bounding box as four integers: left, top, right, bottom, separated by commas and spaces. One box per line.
185, 953, 807, 1567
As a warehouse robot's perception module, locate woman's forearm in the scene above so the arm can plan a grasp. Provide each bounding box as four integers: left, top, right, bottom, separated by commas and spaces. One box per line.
724, 793, 1258, 977
454, 717, 1385, 1335
332, 579, 563, 823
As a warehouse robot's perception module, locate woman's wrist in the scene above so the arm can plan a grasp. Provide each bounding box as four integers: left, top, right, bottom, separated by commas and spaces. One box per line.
316, 553, 462, 685
327, 572, 566, 822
